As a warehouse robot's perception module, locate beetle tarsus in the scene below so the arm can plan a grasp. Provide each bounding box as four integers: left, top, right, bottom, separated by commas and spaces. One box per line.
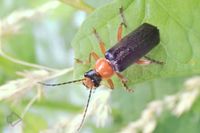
115, 72, 133, 92
93, 28, 106, 54
118, 6, 127, 41
144, 56, 164, 65
119, 6, 127, 28
75, 52, 99, 65
122, 80, 134, 93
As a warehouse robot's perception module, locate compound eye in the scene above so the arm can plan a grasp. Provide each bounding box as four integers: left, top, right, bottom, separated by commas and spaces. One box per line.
82, 77, 94, 89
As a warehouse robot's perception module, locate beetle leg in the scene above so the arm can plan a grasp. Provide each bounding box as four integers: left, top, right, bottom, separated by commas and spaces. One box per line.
75, 52, 99, 65
134, 56, 164, 65
106, 79, 114, 90
136, 59, 152, 65
93, 28, 106, 55
119, 6, 127, 28
117, 6, 127, 41
136, 56, 164, 65
117, 23, 124, 41
144, 56, 164, 65
89, 52, 99, 62
115, 72, 133, 92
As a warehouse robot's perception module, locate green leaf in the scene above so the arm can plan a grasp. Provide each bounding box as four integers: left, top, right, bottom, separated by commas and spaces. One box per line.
72, 0, 200, 86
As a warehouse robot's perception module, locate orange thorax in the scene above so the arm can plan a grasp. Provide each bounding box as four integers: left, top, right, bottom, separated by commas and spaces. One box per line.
95, 58, 114, 79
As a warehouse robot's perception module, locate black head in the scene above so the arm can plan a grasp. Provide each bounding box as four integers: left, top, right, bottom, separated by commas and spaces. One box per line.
83, 70, 102, 89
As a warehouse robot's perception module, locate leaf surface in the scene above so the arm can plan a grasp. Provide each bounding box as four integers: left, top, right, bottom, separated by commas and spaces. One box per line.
72, 0, 200, 86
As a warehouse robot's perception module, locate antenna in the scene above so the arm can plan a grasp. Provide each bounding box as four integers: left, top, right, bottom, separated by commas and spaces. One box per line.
38, 79, 84, 86
77, 89, 93, 131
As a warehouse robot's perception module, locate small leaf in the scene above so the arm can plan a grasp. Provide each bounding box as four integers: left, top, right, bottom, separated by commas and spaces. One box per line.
7, 112, 22, 126
72, 0, 200, 86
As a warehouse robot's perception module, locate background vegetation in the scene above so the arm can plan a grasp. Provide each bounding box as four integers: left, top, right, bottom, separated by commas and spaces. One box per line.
0, 0, 200, 133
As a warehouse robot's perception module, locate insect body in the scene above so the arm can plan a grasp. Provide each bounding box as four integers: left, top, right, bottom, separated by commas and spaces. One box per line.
40, 7, 163, 131
76, 22, 162, 131
83, 23, 160, 90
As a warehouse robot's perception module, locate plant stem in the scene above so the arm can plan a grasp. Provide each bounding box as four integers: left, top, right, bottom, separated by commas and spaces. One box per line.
59, 0, 94, 13
0, 42, 58, 72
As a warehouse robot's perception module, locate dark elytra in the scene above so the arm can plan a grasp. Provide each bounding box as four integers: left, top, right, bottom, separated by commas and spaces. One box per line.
105, 23, 160, 72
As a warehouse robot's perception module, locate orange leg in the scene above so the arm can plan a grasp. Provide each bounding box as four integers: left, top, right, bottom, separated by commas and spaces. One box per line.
117, 23, 124, 41
136, 59, 152, 65
93, 28, 106, 55
106, 79, 114, 90
115, 72, 133, 92
89, 52, 99, 62
117, 7, 127, 41
75, 52, 99, 65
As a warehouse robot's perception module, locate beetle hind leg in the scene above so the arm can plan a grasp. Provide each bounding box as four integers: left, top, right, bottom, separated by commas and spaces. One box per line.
136, 56, 164, 65
144, 56, 164, 65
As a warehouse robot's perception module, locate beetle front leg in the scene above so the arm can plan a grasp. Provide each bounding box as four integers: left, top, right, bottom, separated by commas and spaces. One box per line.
75, 52, 99, 65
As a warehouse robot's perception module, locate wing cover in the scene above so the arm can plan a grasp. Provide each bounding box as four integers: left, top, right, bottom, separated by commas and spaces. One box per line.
105, 23, 160, 72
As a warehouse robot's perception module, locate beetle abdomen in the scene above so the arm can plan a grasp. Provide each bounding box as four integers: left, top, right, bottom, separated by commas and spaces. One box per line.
105, 23, 160, 72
